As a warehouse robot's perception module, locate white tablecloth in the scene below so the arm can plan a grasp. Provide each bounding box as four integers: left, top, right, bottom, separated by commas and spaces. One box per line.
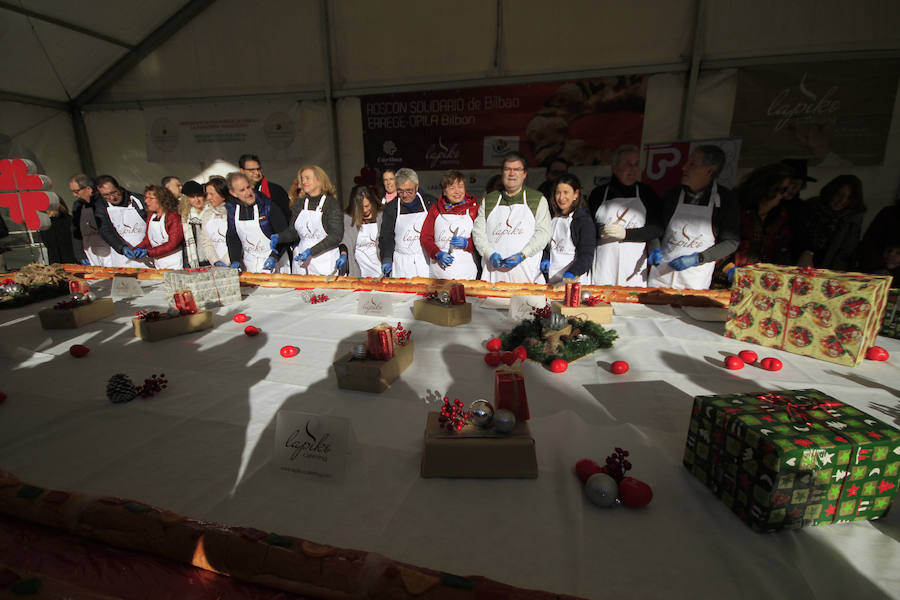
1, 280, 899, 599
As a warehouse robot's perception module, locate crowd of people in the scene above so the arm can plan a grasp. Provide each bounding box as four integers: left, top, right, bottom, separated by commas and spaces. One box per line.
52, 148, 899, 290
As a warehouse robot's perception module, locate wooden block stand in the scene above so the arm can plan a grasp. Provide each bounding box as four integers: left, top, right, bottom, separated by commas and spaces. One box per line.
334, 340, 414, 393
550, 300, 613, 324
39, 298, 114, 329
412, 300, 472, 327
132, 311, 213, 342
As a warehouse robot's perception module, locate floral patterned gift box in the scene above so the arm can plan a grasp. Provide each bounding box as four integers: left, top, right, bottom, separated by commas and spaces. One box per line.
725, 264, 891, 366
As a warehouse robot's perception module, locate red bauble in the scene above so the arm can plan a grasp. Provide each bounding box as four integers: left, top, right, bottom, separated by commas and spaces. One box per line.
233, 313, 248, 323
0, 392, 6, 403
619, 477, 653, 507
486, 337, 502, 352
574, 459, 603, 484
738, 350, 758, 364
512, 345, 528, 361
69, 344, 90, 358
484, 352, 501, 367
610, 360, 629, 374
501, 351, 516, 366
549, 359, 568, 373
724, 356, 744, 370
761, 357, 783, 371
866, 346, 890, 361
244, 326, 260, 336
280, 345, 298, 358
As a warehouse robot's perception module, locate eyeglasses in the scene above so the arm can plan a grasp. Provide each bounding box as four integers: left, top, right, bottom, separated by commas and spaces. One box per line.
397, 190, 417, 197
101, 190, 121, 200
502, 167, 525, 173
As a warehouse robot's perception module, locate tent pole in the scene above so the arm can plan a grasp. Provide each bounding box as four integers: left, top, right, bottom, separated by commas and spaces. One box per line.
70, 106, 96, 176
679, 0, 706, 139
320, 0, 341, 200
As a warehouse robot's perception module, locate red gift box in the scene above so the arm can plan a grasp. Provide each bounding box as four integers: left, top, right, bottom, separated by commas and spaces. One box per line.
564, 282, 581, 307
173, 291, 198, 314
367, 324, 395, 360
448, 283, 466, 305
69, 279, 89, 295
494, 366, 529, 421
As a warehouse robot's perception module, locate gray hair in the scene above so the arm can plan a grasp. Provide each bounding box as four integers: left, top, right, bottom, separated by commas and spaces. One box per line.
696, 145, 726, 180
394, 168, 419, 187
70, 173, 94, 189
612, 145, 640, 167
226, 171, 250, 190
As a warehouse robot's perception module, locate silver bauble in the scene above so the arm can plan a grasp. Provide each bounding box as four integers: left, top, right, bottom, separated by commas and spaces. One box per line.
584, 473, 619, 508
7, 283, 25, 295
492, 408, 516, 433
351, 344, 367, 360
167, 307, 181, 317
437, 291, 451, 305
84, 291, 96, 302
469, 399, 495, 428
580, 289, 592, 301
541, 311, 567, 330
299, 290, 315, 303
0, 284, 11, 295
72, 292, 85, 302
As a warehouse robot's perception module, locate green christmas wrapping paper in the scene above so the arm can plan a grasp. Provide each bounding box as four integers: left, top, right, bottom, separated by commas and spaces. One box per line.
724, 264, 891, 366
879, 289, 900, 339
683, 389, 900, 532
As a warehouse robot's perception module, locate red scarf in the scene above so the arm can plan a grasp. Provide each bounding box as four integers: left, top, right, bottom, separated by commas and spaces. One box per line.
259, 177, 271, 199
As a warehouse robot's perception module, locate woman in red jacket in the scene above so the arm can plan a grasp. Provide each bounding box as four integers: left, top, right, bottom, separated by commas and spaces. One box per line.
420, 170, 479, 280
135, 184, 185, 270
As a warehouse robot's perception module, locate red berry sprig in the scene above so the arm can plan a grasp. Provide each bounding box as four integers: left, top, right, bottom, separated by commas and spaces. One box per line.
530, 304, 552, 319
438, 397, 470, 432
395, 322, 412, 346
138, 374, 168, 398
54, 296, 90, 310
582, 295, 607, 307
135, 310, 164, 321
423, 291, 440, 302
310, 294, 329, 304
603, 447, 632, 483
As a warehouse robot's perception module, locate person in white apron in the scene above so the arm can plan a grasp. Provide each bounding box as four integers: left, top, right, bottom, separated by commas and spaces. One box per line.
225, 173, 289, 273
199, 177, 232, 267
69, 174, 113, 266
378, 168, 434, 278
541, 174, 594, 284
590, 145, 663, 287
381, 169, 397, 205
95, 175, 149, 268
472, 152, 551, 284
178, 180, 208, 268
339, 185, 382, 278
132, 185, 184, 270
274, 166, 343, 276
421, 170, 479, 280
646, 145, 741, 290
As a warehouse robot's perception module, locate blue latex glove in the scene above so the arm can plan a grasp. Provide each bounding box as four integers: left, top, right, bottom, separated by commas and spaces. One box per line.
229, 262, 242, 270
503, 253, 524, 268
263, 256, 276, 271
668, 252, 700, 271
563, 272, 575, 281
726, 266, 736, 283
269, 234, 279, 252
79, 258, 90, 266
296, 248, 312, 263
381, 261, 392, 276
489, 252, 504, 269
123, 247, 135, 259
450, 236, 467, 249
436, 251, 454, 267
540, 258, 550, 274
214, 261, 227, 267
133, 248, 148, 259
648, 247, 664, 266
335, 254, 348, 270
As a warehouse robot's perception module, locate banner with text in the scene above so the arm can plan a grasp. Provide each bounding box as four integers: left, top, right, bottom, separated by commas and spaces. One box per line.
361, 76, 647, 172
730, 60, 900, 167
144, 102, 303, 163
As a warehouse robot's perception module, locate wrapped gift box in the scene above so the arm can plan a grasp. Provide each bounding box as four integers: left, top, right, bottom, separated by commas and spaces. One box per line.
420, 412, 537, 478
495, 366, 529, 421
549, 300, 612, 324
334, 340, 414, 393
725, 264, 891, 366
683, 388, 900, 532
412, 299, 472, 327
163, 267, 241, 309
39, 298, 114, 329
132, 311, 213, 342
879, 288, 900, 339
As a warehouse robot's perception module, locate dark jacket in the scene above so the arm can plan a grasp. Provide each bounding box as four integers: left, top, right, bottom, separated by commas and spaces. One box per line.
542, 206, 596, 279
71, 195, 102, 262
798, 196, 865, 271
225, 193, 288, 264
588, 177, 663, 243
859, 204, 900, 279
276, 194, 343, 257
94, 190, 147, 254
657, 184, 740, 264
378, 192, 437, 262
255, 178, 291, 221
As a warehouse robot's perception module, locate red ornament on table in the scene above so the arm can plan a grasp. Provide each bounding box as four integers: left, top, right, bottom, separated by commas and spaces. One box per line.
280, 345, 299, 358
564, 282, 581, 307
760, 357, 783, 371
69, 344, 90, 358
866, 346, 889, 361
501, 351, 516, 366
512, 345, 528, 361
549, 358, 568, 373
310, 293, 329, 304
610, 360, 629, 374
395, 322, 412, 346
486, 337, 502, 352
484, 352, 501, 367
724, 355, 744, 370
575, 458, 604, 484
448, 283, 466, 305
233, 313, 248, 323
738, 350, 758, 364
244, 325, 260, 336
618, 476, 653, 507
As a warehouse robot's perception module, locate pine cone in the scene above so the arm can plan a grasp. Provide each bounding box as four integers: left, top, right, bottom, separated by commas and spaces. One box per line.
107, 374, 137, 404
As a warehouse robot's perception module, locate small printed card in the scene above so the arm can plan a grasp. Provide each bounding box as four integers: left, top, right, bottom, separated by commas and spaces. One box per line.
357, 292, 392, 316
509, 294, 546, 322
111, 276, 143, 299
274, 411, 349, 480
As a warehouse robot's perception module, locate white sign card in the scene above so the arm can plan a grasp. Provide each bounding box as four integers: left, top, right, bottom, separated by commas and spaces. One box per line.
274, 411, 350, 480
357, 292, 393, 316
509, 294, 546, 321
111, 276, 143, 299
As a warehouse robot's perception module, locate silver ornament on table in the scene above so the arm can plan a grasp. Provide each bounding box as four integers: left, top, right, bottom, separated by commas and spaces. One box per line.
580, 289, 592, 302
492, 408, 516, 433
437, 290, 451, 305
584, 473, 619, 508
541, 311, 567, 331
84, 291, 96, 302
469, 399, 495, 428
351, 344, 368, 360
6, 283, 25, 295
298, 290, 315, 303
72, 292, 85, 302
0, 283, 14, 295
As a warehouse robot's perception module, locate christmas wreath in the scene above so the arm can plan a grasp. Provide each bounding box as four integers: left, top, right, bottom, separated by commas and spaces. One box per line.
499, 306, 617, 365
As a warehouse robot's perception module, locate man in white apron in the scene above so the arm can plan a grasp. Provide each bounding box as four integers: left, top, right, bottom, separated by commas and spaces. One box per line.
95, 175, 148, 268
472, 152, 551, 284
590, 145, 663, 287
224, 172, 289, 273
647, 145, 740, 290
421, 171, 479, 280
69, 173, 112, 266
378, 168, 434, 278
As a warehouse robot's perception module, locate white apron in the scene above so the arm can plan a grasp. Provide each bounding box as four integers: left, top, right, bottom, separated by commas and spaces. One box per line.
146, 215, 184, 270
292, 196, 339, 275
355, 222, 381, 278
392, 195, 430, 278
234, 203, 287, 273
106, 203, 148, 268
481, 191, 542, 284
206, 213, 230, 264
592, 185, 648, 287
548, 214, 590, 284
82, 231, 113, 266
429, 209, 477, 280
647, 183, 718, 290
